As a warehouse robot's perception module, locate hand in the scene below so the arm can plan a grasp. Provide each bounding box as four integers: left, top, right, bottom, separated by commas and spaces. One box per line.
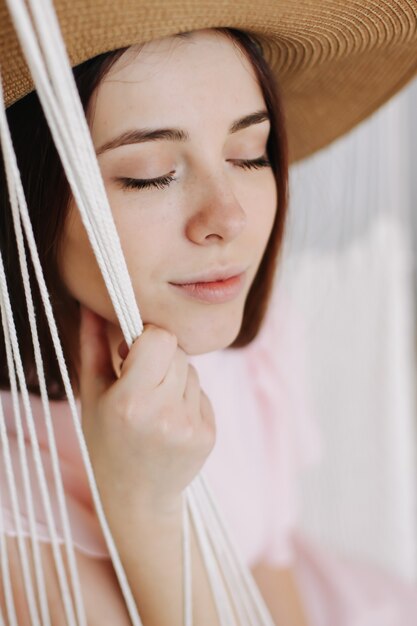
78, 306, 216, 517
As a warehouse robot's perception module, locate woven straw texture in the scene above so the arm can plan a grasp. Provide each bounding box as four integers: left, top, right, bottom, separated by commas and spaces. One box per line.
0, 0, 417, 161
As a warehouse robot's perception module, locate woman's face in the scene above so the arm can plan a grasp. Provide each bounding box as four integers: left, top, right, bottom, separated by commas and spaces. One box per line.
59, 29, 277, 356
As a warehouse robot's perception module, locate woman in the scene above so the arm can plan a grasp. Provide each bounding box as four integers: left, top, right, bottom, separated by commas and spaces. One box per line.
0, 26, 297, 626
0, 1, 417, 624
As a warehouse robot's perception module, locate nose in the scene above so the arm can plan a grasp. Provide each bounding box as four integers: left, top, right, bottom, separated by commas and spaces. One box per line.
184, 175, 247, 245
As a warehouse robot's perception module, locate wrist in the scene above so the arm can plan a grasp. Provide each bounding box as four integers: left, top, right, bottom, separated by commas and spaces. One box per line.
99, 485, 184, 525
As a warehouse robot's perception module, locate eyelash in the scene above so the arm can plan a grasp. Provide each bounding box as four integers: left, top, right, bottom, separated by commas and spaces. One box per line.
118, 156, 271, 191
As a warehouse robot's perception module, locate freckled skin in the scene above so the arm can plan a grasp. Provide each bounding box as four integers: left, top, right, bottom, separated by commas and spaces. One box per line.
58, 29, 277, 359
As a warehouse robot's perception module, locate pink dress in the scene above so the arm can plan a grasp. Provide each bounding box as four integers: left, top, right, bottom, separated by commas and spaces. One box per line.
1, 292, 416, 625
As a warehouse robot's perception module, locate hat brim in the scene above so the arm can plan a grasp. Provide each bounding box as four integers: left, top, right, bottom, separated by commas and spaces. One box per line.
1, 0, 417, 162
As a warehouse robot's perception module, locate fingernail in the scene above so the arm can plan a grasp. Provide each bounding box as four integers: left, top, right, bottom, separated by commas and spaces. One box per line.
118, 340, 129, 360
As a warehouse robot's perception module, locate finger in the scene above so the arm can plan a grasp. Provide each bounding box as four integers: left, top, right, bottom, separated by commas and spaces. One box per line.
79, 306, 116, 409
120, 324, 178, 391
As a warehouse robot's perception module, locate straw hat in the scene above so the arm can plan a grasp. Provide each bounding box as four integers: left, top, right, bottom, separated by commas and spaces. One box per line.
0, 0, 416, 162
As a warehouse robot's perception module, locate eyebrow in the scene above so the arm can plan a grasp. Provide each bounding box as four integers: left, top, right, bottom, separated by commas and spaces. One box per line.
95, 109, 270, 155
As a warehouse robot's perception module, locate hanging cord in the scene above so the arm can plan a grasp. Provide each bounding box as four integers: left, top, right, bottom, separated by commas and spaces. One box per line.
186, 486, 238, 625
8, 0, 142, 346
0, 72, 141, 626
189, 479, 254, 626
0, 502, 16, 626
191, 475, 276, 626
0, 387, 41, 626
0, 261, 48, 626
0, 76, 85, 626
0, 399, 21, 626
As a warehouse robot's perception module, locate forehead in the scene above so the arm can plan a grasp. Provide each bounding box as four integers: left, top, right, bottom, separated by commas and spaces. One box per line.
89, 30, 265, 138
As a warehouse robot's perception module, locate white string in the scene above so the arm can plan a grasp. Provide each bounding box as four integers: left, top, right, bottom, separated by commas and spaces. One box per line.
197, 475, 276, 626
0, 439, 18, 626
192, 475, 276, 626
0, 390, 37, 626
2, 0, 144, 623
0, 528, 16, 626
189, 478, 254, 626
199, 474, 276, 626
0, 73, 84, 626
4, 158, 142, 623
4, 0, 141, 346
186, 487, 238, 626
0, 93, 142, 626
30, 0, 142, 344
0, 269, 46, 626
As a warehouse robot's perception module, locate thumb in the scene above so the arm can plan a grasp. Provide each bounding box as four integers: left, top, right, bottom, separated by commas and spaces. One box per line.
78, 305, 116, 411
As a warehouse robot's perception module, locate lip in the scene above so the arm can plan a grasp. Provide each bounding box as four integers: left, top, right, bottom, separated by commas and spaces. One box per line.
169, 270, 247, 304
171, 265, 248, 284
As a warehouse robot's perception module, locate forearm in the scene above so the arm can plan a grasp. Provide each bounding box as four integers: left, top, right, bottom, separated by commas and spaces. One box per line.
104, 498, 222, 626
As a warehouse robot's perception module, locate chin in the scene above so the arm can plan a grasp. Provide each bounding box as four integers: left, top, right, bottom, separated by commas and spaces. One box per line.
175, 315, 243, 355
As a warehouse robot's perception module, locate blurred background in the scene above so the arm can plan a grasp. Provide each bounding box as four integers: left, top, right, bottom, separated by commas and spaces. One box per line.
277, 75, 417, 585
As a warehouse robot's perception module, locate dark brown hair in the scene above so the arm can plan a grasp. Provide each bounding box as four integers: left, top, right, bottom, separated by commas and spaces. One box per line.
0, 28, 288, 399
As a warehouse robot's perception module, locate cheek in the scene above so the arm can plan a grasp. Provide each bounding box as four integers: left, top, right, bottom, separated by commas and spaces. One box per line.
59, 192, 176, 322
58, 208, 115, 320
112, 208, 170, 281
246, 174, 278, 248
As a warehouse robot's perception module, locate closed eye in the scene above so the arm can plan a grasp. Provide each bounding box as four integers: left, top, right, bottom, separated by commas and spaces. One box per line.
229, 156, 271, 171
117, 156, 271, 191
117, 172, 177, 191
